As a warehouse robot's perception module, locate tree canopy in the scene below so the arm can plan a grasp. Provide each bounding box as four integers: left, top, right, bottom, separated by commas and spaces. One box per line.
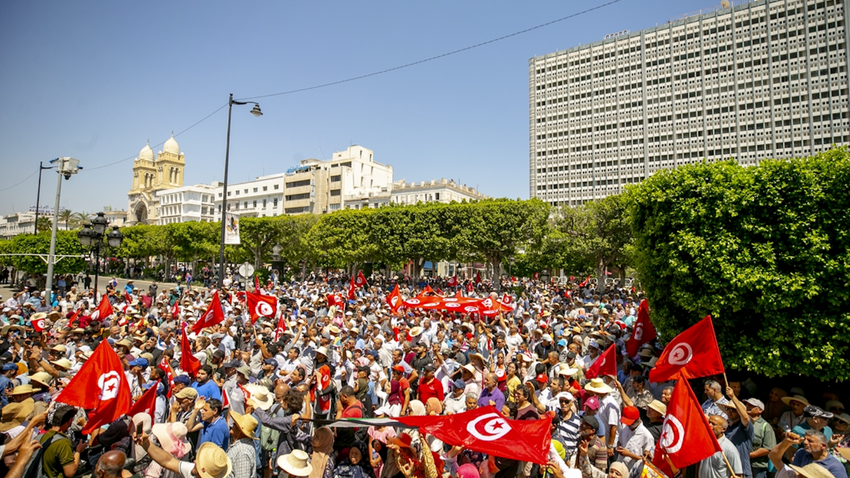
628, 149, 850, 381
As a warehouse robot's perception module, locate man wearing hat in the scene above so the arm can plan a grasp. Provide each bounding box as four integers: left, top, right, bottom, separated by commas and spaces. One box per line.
793, 406, 835, 443
769, 429, 846, 478
138, 429, 232, 478
746, 398, 777, 478
0, 362, 17, 406
719, 387, 753, 478
227, 410, 260, 478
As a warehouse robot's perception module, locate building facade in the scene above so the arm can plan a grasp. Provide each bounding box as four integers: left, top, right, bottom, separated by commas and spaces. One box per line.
389, 178, 489, 206
212, 174, 286, 221
157, 185, 217, 224
530, 0, 850, 206
127, 135, 185, 224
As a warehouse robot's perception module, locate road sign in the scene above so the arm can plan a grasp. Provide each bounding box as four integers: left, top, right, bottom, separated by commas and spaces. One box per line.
238, 262, 255, 277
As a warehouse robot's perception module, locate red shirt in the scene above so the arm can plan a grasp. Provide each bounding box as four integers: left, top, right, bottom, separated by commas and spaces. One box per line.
342, 400, 364, 418
417, 377, 444, 403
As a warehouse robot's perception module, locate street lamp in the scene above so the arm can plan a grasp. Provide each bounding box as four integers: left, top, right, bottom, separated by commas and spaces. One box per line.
78, 212, 124, 298
45, 157, 81, 295
217, 93, 263, 290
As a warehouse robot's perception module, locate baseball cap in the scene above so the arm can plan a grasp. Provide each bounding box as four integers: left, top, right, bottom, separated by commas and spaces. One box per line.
223, 359, 241, 369
392, 365, 405, 373
453, 378, 467, 389
584, 396, 600, 410
1, 363, 17, 372
423, 364, 436, 373
621, 406, 640, 425
173, 375, 191, 386
175, 387, 198, 400
557, 339, 567, 347
743, 398, 765, 410
803, 405, 833, 419
129, 358, 148, 368
535, 373, 549, 384
582, 415, 600, 431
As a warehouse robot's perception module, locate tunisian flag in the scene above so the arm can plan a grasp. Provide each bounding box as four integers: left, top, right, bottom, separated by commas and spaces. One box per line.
355, 271, 368, 288
626, 299, 657, 357
446, 275, 458, 287
170, 300, 180, 318
54, 341, 131, 435
326, 294, 345, 308
585, 344, 617, 379
273, 314, 287, 342
386, 284, 402, 314
246, 291, 277, 324
396, 405, 552, 465
180, 327, 201, 377
347, 278, 356, 300
90, 294, 114, 321
652, 378, 721, 471
128, 380, 160, 419
191, 291, 225, 333
157, 357, 175, 398
649, 315, 725, 383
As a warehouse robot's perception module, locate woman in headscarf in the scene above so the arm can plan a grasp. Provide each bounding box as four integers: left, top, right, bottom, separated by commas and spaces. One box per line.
335, 442, 376, 478
424, 398, 442, 416
310, 426, 335, 478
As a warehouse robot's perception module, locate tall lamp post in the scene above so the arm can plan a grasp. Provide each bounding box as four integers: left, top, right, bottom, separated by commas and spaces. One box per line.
217, 93, 263, 290
34, 161, 56, 234
77, 212, 124, 298
45, 157, 81, 295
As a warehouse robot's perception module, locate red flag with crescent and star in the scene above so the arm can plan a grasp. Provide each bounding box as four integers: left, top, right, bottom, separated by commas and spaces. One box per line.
54, 341, 131, 435
465, 282, 474, 293
246, 291, 277, 324
180, 327, 202, 377
157, 356, 175, 398
191, 291, 225, 333
170, 299, 180, 318
652, 378, 721, 471
584, 343, 617, 379
90, 294, 113, 322
386, 284, 402, 314
327, 294, 345, 308
355, 271, 368, 288
627, 299, 657, 357
347, 278, 356, 300
649, 315, 724, 383
446, 275, 457, 287
32, 314, 49, 332
273, 313, 287, 342
394, 405, 552, 465
127, 380, 160, 419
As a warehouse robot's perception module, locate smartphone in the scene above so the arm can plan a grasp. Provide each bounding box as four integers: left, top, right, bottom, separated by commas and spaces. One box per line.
136, 421, 144, 436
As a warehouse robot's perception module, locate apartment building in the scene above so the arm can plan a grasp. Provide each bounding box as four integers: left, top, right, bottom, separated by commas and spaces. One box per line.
212, 174, 286, 221
156, 184, 218, 224
530, 0, 850, 205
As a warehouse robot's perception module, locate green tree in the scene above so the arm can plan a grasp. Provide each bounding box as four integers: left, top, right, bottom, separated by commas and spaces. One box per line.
7, 231, 86, 275
36, 217, 52, 233
628, 149, 850, 381
306, 208, 379, 269
58, 209, 73, 230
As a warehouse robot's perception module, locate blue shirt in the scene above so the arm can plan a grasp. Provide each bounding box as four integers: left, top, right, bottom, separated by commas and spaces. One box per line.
191, 380, 222, 401
198, 416, 230, 450
724, 420, 754, 477
792, 449, 848, 478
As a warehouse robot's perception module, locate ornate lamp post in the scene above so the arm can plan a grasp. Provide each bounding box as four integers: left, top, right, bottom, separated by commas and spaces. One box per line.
78, 212, 124, 298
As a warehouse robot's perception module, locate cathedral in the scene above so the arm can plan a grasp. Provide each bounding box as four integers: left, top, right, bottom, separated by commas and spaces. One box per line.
127, 134, 185, 225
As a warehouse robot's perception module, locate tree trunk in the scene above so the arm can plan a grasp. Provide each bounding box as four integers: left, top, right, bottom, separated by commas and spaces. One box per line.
596, 257, 607, 294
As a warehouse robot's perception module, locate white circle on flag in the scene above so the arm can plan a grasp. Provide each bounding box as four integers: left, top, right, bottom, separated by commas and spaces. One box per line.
464, 306, 479, 313
255, 302, 274, 317
633, 324, 644, 342
668, 343, 694, 365
482, 298, 493, 308
35, 319, 46, 330
445, 302, 460, 308
406, 299, 420, 305
466, 412, 512, 441
660, 414, 685, 453
91, 310, 100, 320
98, 371, 122, 400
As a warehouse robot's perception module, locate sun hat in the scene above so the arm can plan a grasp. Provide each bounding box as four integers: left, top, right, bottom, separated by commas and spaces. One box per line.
195, 442, 232, 478
648, 400, 667, 416
30, 371, 53, 388
277, 449, 312, 477
151, 422, 192, 456
8, 384, 38, 395
50, 344, 67, 353
834, 413, 850, 426
229, 410, 259, 440
246, 385, 274, 410
315, 346, 329, 357
461, 363, 476, 375
825, 400, 845, 411
585, 378, 613, 394
0, 401, 33, 432
789, 463, 837, 478
782, 395, 809, 407
236, 365, 252, 378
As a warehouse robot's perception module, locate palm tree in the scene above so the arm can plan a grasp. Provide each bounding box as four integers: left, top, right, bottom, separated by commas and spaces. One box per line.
71, 211, 92, 228
58, 209, 73, 230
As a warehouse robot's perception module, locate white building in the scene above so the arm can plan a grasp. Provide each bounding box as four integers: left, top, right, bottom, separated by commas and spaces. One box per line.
390, 178, 489, 205
212, 174, 286, 221
156, 184, 218, 224
530, 0, 850, 206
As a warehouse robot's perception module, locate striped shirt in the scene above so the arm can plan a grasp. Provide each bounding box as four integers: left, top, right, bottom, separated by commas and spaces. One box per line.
557, 412, 582, 455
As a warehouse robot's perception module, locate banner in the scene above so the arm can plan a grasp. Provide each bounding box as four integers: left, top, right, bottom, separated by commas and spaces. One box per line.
224, 212, 241, 245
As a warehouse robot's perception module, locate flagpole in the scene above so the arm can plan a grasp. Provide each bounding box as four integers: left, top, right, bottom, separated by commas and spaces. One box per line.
720, 451, 737, 478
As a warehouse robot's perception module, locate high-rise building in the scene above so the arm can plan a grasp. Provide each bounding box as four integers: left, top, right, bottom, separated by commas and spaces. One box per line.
529, 0, 849, 206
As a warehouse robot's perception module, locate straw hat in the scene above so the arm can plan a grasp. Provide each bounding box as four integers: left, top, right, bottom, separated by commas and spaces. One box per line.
30, 312, 48, 322
229, 410, 259, 440
9, 384, 38, 395
641, 356, 658, 369
30, 372, 53, 389
409, 326, 424, 337
116, 338, 133, 349
245, 385, 274, 411
789, 464, 836, 478
195, 442, 232, 478
0, 401, 34, 432
648, 400, 667, 416
584, 378, 613, 394
51, 358, 73, 370
277, 449, 312, 477
315, 346, 329, 357
51, 344, 67, 353
152, 422, 192, 455
557, 364, 579, 376
781, 395, 809, 407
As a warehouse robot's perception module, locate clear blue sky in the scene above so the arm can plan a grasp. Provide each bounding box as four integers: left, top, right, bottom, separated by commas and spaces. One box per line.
0, 0, 710, 216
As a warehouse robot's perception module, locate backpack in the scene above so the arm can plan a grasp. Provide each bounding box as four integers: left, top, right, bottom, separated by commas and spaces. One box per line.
260, 404, 282, 452
25, 431, 68, 478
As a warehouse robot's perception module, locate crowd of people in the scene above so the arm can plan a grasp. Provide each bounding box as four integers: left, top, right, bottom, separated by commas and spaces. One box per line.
0, 273, 848, 478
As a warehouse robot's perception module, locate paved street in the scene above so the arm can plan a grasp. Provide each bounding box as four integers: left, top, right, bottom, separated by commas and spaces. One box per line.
0, 274, 183, 301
